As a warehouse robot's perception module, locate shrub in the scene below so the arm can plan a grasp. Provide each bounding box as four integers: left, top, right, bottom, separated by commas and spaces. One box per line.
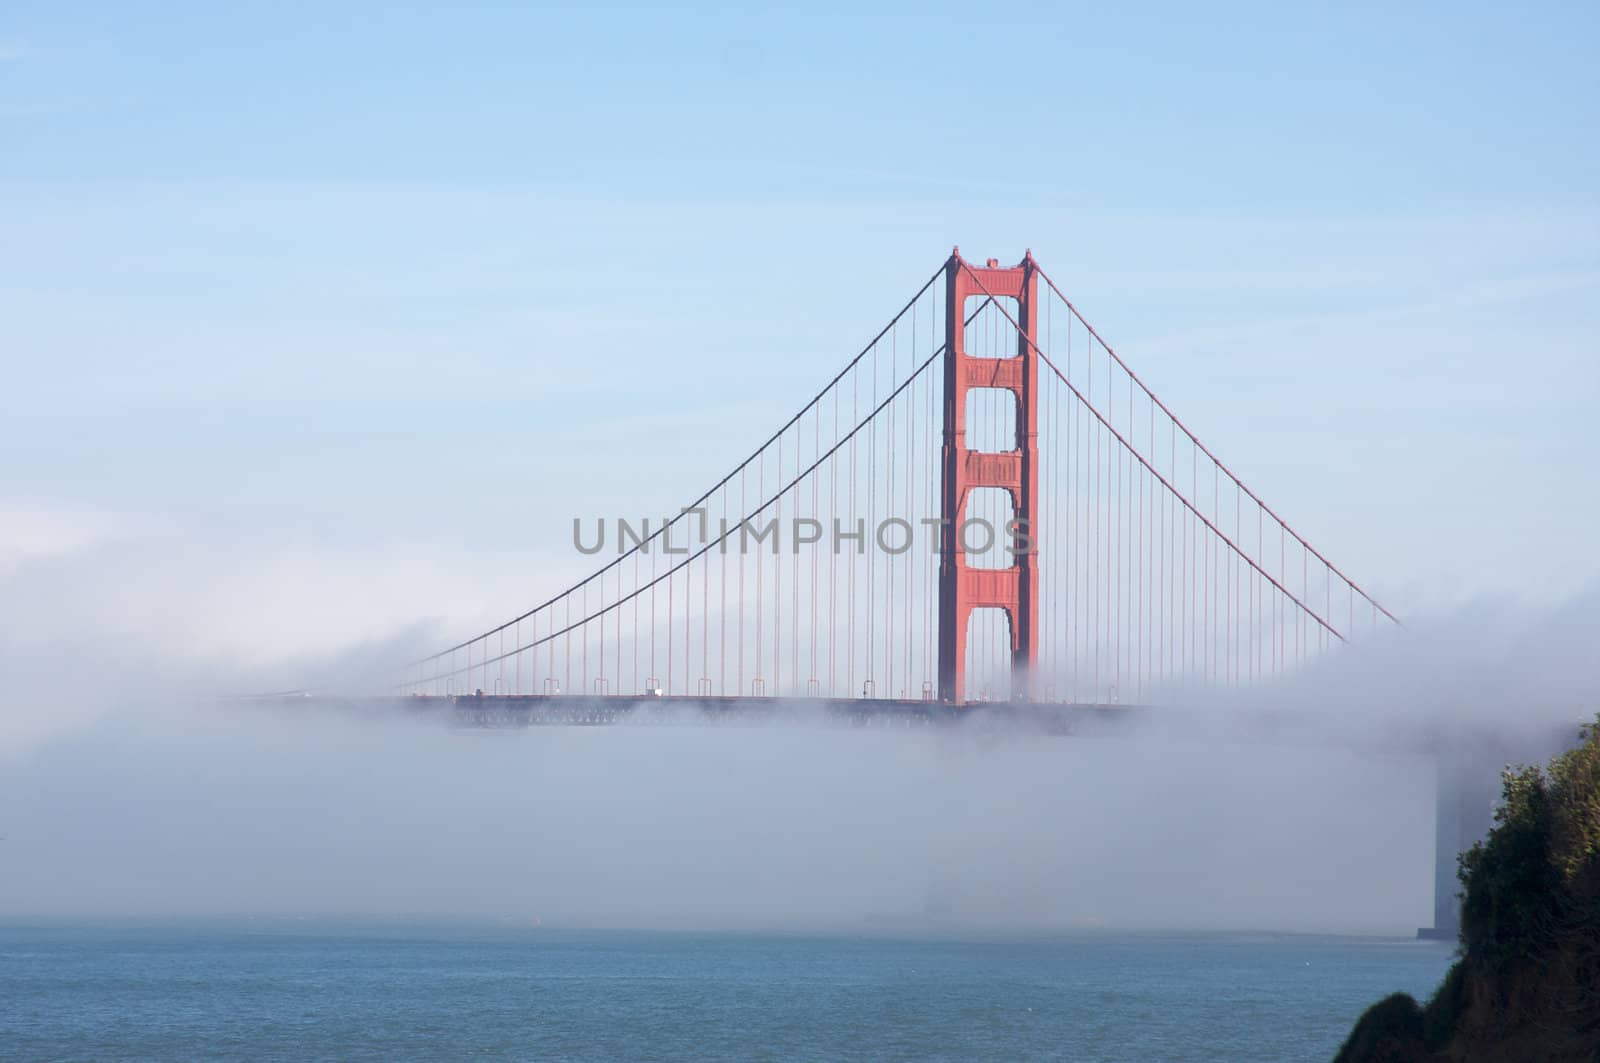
1419, 961, 1464, 1051
1457, 763, 1561, 965
1332, 992, 1425, 1063
1337, 715, 1600, 1061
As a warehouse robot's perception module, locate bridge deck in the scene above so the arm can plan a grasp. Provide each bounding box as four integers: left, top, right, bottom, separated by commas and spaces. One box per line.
242, 694, 1569, 765
259, 694, 1147, 734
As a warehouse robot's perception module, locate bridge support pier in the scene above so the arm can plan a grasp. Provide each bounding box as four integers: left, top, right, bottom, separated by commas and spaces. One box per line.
1418, 744, 1501, 941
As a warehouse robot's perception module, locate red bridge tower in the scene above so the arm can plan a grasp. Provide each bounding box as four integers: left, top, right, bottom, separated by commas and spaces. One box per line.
937, 250, 1041, 703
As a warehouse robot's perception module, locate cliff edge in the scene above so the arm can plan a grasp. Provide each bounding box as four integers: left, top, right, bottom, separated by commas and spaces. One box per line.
1334, 716, 1600, 1062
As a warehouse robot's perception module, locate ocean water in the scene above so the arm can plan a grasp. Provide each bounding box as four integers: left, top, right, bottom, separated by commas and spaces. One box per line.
1, 922, 1454, 1062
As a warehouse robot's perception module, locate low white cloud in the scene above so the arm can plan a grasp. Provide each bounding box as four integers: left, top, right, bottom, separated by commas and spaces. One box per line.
0, 498, 150, 573
0, 693, 1441, 933
0, 530, 581, 675
0, 503, 1593, 932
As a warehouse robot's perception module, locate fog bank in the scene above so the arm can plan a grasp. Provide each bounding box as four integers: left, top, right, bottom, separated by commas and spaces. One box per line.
2, 589, 1594, 935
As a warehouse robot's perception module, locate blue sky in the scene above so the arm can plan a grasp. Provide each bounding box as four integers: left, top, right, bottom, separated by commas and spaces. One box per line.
1, 1, 1597, 675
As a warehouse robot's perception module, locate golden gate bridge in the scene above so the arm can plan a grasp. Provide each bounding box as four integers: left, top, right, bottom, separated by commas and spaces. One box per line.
392, 249, 1398, 708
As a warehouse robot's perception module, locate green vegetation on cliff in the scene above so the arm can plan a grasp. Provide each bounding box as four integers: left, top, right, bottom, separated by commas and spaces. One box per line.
1334, 715, 1600, 1062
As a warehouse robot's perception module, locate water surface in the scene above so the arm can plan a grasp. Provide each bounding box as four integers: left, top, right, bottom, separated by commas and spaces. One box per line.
2, 922, 1454, 1061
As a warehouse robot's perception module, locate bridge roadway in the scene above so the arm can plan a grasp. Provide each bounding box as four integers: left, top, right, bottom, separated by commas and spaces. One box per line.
290, 693, 1149, 735
256, 692, 1580, 940
261, 692, 1459, 757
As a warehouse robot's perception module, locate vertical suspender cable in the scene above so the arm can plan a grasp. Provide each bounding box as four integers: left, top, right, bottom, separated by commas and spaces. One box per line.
887, 320, 897, 694
738, 466, 746, 695
830, 381, 839, 695
848, 358, 857, 697
867, 336, 877, 693
774, 435, 782, 696
755, 450, 764, 692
